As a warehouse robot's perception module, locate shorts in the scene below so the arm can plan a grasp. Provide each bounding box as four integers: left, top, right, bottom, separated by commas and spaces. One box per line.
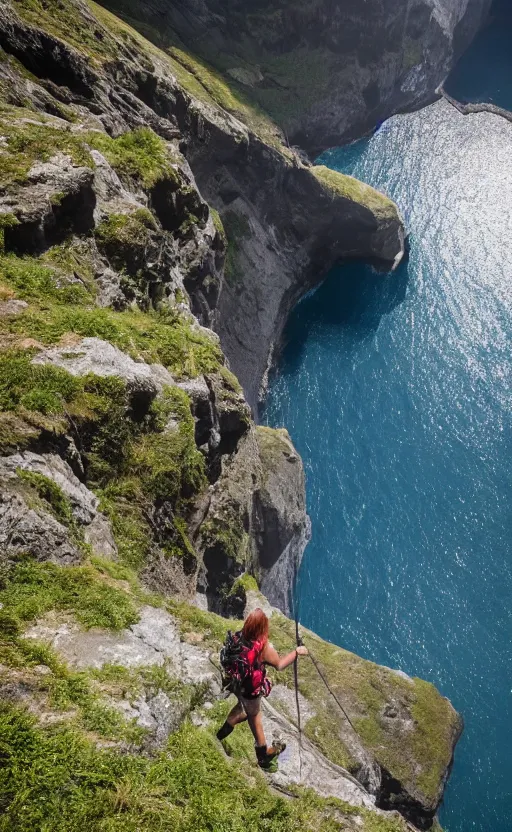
238, 693, 262, 716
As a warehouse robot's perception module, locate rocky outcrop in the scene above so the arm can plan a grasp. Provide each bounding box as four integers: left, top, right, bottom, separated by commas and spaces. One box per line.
0, 4, 460, 829
12, 593, 461, 829
0, 451, 117, 563
0, 0, 405, 410
192, 425, 308, 615
100, 0, 492, 154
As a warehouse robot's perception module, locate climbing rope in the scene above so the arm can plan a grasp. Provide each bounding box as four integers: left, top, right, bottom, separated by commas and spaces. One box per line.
291, 551, 303, 779
290, 545, 362, 751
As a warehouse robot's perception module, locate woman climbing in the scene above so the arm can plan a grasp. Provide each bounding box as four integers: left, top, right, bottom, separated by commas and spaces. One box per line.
216, 607, 308, 769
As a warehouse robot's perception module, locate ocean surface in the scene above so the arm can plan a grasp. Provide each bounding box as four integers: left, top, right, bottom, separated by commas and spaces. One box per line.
263, 28, 512, 832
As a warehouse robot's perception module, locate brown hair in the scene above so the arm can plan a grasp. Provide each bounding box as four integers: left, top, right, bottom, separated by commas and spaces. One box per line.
242, 608, 269, 645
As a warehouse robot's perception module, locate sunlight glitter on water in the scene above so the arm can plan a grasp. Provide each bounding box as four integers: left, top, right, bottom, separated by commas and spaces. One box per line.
265, 98, 512, 832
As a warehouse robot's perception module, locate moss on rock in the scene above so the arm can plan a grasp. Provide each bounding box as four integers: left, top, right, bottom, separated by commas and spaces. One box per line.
311, 166, 399, 221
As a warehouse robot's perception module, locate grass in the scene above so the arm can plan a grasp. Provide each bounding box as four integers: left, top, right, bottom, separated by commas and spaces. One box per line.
87, 127, 176, 188
0, 117, 93, 187
0, 701, 408, 832
0, 298, 223, 379
311, 166, 398, 221
267, 615, 460, 802
13, 0, 120, 63
0, 108, 173, 193
0, 559, 139, 631
16, 468, 74, 526
90, 2, 292, 155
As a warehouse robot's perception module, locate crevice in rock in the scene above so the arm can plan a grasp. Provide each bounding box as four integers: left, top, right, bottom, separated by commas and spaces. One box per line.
0, 23, 95, 99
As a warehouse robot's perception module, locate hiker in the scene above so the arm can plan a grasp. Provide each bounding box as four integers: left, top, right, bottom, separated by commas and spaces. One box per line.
216, 607, 308, 769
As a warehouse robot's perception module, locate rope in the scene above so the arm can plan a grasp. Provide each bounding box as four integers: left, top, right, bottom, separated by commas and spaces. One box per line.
291, 547, 303, 779
289, 542, 361, 743
306, 647, 359, 735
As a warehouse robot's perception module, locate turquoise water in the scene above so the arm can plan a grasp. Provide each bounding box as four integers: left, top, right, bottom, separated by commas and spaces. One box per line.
264, 103, 512, 832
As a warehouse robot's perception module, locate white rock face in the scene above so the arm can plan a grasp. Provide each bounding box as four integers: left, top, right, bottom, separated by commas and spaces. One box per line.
31, 338, 175, 396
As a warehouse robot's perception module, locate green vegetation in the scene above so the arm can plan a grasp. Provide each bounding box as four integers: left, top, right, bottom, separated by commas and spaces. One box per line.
0, 559, 139, 631
17, 469, 74, 526
168, 600, 241, 649
94, 209, 156, 282
0, 252, 92, 305
201, 505, 248, 565
250, 46, 334, 124
210, 207, 226, 241
311, 166, 398, 221
87, 127, 175, 188
0, 263, 223, 376
13, 0, 119, 62
0, 213, 19, 253
0, 701, 407, 832
132, 388, 206, 504
95, 209, 156, 248
90, 2, 291, 155
267, 615, 459, 801
0, 117, 93, 187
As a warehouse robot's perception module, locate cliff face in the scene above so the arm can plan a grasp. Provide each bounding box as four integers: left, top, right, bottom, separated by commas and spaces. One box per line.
99, 0, 492, 154
0, 2, 457, 830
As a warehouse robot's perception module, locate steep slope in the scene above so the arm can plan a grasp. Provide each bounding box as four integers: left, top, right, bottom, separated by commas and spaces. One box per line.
0, 2, 456, 830
98, 0, 492, 154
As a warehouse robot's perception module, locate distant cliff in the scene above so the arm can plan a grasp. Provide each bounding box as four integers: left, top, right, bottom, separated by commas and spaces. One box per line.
99, 0, 492, 153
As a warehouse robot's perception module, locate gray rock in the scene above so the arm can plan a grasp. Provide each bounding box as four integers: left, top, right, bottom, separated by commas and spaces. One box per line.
119, 0, 492, 154
0, 452, 117, 559
0, 151, 95, 254
261, 698, 377, 808
0, 299, 28, 316
24, 606, 221, 691
0, 489, 81, 566
31, 338, 174, 398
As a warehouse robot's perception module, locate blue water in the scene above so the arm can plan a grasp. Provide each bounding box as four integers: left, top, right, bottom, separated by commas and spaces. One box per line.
264, 100, 512, 832
446, 0, 512, 111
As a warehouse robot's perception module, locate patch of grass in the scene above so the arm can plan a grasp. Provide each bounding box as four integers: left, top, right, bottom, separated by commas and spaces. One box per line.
87, 127, 175, 188
16, 469, 74, 526
251, 46, 335, 124
268, 614, 459, 803
0, 701, 407, 832
133, 387, 206, 504
13, 0, 119, 62
231, 573, 259, 593
219, 364, 242, 394
0, 116, 93, 187
0, 560, 139, 631
1, 302, 223, 379
98, 480, 153, 570
209, 207, 226, 241
0, 349, 82, 416
200, 505, 248, 564
0, 214, 20, 253
0, 252, 92, 305
168, 600, 241, 649
311, 166, 398, 221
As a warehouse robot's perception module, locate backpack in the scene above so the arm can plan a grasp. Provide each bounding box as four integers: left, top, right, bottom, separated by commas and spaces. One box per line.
220, 630, 272, 698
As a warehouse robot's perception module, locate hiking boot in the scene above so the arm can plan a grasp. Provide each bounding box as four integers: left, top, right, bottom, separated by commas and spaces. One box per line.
216, 722, 234, 741
255, 740, 286, 770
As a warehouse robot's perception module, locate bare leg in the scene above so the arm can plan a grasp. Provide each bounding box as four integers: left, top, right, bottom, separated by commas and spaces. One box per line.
226, 700, 248, 726
247, 711, 266, 748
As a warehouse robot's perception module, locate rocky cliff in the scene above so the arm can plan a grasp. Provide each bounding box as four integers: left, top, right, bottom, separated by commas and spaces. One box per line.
99, 0, 492, 154
0, 1, 458, 830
